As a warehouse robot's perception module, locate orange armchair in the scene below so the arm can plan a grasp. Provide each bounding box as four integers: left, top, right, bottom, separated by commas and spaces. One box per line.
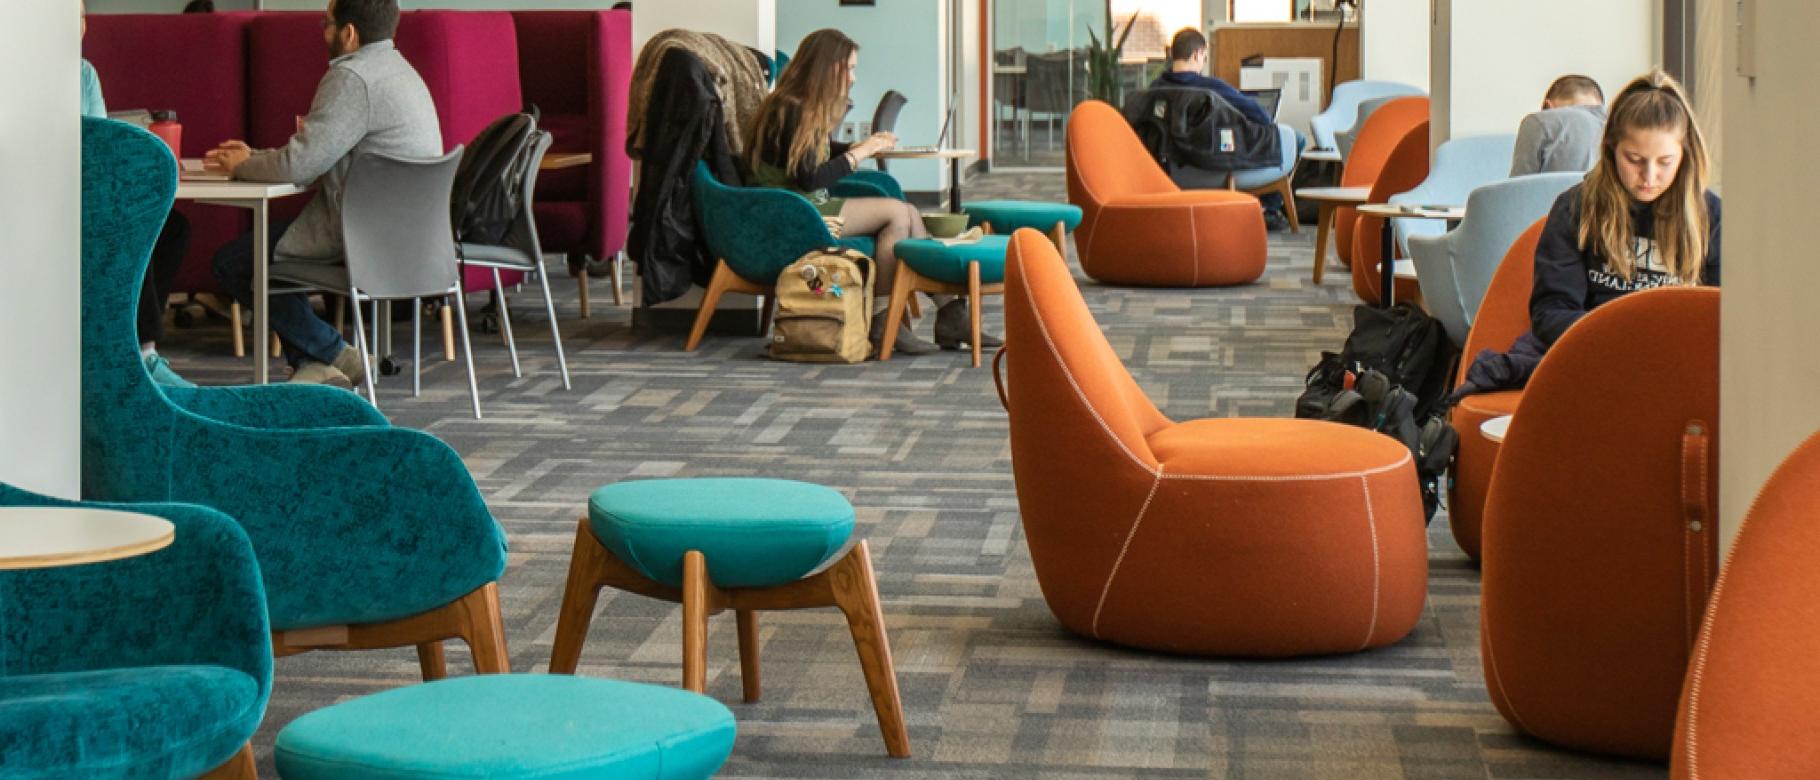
999, 228, 1426, 657
1064, 101, 1266, 287
1446, 219, 1543, 562
1333, 97, 1430, 269
1673, 430, 1820, 779
1349, 121, 1430, 305
1480, 287, 1719, 761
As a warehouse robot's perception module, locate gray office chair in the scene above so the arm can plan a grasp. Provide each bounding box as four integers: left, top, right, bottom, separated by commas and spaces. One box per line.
870, 90, 907, 171
269, 147, 483, 419
456, 131, 571, 390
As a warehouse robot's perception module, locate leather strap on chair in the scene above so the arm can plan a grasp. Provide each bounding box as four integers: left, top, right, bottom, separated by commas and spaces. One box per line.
992, 346, 1010, 412
1680, 419, 1714, 649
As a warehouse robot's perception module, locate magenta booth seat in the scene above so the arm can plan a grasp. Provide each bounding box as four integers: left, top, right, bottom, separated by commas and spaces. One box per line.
81, 10, 631, 298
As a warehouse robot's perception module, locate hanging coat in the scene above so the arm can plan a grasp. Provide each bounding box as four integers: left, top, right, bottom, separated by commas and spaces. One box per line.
627, 48, 741, 305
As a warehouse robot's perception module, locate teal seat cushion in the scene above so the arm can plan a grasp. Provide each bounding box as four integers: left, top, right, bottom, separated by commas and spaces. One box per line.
0, 666, 262, 777
962, 200, 1083, 233
275, 675, 735, 780
895, 235, 1010, 286
589, 478, 854, 589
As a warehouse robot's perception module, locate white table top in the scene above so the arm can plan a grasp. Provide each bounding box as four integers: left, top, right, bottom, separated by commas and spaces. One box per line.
1357, 203, 1465, 220
874, 148, 976, 160
0, 507, 175, 570
1302, 148, 1343, 163
1294, 185, 1370, 204
1481, 415, 1512, 443
175, 178, 307, 201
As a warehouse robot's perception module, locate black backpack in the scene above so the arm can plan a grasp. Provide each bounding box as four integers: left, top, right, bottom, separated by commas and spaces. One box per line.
1297, 304, 1460, 521
451, 108, 541, 246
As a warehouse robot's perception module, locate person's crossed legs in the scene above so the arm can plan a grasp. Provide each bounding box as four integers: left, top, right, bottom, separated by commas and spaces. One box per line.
211, 220, 364, 387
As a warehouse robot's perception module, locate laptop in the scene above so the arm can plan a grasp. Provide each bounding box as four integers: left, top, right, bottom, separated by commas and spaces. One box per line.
1240, 88, 1283, 122
897, 107, 954, 153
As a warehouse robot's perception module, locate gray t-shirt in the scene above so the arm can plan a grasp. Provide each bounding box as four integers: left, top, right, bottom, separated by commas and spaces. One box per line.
1510, 105, 1606, 176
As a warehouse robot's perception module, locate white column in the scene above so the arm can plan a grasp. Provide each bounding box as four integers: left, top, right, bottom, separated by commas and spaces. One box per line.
1361, 0, 1429, 92
635, 0, 775, 54
1718, 0, 1820, 553
0, 0, 82, 498
1429, 0, 1660, 143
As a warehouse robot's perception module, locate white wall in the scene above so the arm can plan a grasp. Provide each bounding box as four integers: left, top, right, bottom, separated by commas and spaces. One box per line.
1430, 0, 1659, 142
1, 0, 82, 498
777, 0, 948, 193
1718, 0, 1820, 552
637, 0, 774, 55
1361, 0, 1428, 91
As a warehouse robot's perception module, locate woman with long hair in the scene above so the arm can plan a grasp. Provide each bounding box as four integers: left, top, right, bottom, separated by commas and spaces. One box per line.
747, 29, 990, 356
1530, 70, 1721, 346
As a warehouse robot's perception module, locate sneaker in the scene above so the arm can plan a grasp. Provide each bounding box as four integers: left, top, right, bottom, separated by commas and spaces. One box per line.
330, 344, 368, 387
1263, 210, 1291, 233
143, 352, 194, 388
933, 299, 1003, 350
868, 310, 938, 357
288, 360, 353, 389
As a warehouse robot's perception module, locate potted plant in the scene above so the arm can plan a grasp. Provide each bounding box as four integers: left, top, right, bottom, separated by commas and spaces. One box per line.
1086, 0, 1137, 105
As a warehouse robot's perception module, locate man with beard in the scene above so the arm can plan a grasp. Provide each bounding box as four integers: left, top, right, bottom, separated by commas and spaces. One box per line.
207, 0, 441, 387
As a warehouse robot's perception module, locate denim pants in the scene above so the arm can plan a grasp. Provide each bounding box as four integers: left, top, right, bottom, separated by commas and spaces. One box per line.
211, 220, 347, 369
1260, 132, 1310, 215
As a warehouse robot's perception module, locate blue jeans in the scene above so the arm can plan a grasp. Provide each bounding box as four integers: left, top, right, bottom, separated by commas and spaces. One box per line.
211, 220, 347, 369
1260, 132, 1310, 215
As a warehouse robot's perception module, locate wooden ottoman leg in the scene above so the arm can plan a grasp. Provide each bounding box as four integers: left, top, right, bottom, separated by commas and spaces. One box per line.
737, 609, 762, 703
231, 302, 245, 358
550, 519, 612, 675
682, 551, 711, 693
828, 541, 911, 758
417, 641, 447, 681
1313, 205, 1333, 285
1048, 221, 1067, 252
968, 262, 983, 369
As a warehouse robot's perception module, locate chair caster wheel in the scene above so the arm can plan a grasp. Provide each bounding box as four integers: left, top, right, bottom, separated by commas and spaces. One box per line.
379, 357, 403, 376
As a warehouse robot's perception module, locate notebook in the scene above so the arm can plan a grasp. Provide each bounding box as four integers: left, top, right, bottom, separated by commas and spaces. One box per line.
179, 158, 231, 182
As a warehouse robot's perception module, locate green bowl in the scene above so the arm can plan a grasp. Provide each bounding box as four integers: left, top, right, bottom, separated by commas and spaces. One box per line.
922, 212, 969, 238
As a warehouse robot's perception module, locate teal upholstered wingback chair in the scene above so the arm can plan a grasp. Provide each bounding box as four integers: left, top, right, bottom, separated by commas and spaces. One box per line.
78, 117, 510, 676
1388, 133, 1517, 254
0, 482, 271, 778
683, 162, 876, 350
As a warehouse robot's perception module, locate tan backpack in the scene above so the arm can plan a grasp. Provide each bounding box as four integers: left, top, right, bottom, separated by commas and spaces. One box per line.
769, 247, 874, 363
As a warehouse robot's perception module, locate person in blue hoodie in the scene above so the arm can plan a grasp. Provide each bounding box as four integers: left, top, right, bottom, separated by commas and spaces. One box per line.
1151, 28, 1301, 230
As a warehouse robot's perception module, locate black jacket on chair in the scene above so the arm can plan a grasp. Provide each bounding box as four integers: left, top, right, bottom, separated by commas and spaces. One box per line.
627, 48, 742, 305
1121, 87, 1280, 177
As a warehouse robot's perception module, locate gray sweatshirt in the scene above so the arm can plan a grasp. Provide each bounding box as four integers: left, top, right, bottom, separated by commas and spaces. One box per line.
1509, 104, 1606, 177
235, 40, 442, 262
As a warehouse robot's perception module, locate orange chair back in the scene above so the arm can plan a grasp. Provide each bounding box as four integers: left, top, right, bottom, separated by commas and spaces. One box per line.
1335, 96, 1430, 266
1481, 287, 1720, 760
1065, 100, 1179, 265
1674, 430, 1820, 779
1001, 228, 1170, 633
1456, 219, 1544, 382
1350, 121, 1431, 303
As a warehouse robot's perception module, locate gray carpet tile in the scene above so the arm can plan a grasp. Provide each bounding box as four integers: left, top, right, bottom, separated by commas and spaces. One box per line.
152, 171, 1665, 779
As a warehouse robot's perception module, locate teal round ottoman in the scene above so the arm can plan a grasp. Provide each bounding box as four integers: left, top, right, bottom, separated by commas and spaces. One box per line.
963, 200, 1083, 250
884, 235, 1009, 367
273, 674, 735, 779
550, 478, 911, 757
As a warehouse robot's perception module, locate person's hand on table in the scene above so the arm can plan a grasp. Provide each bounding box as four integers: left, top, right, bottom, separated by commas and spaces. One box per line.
851, 131, 898, 160
204, 141, 252, 176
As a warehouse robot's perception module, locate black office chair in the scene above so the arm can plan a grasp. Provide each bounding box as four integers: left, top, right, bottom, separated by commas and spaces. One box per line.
870, 90, 907, 171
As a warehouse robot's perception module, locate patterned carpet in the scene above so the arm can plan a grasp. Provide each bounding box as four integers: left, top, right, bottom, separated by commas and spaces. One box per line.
158, 171, 1664, 779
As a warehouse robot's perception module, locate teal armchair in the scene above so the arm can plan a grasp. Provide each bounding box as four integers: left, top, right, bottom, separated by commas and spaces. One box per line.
683, 162, 875, 350
831, 169, 906, 201
78, 117, 510, 677
0, 482, 271, 778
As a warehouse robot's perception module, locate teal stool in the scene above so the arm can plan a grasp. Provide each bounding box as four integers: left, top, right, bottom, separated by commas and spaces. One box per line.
883, 235, 1010, 367
273, 674, 735, 779
962, 200, 1083, 251
550, 478, 910, 758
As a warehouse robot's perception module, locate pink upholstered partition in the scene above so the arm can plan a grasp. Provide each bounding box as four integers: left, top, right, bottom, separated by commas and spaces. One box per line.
512, 10, 633, 265
83, 13, 255, 293
245, 13, 330, 229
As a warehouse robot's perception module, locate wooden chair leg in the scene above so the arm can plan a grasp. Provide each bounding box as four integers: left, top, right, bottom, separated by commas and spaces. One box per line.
968, 262, 983, 369
550, 518, 611, 675
737, 609, 761, 703
681, 551, 711, 693
610, 253, 627, 306
907, 294, 921, 320
230, 302, 245, 358
198, 742, 256, 780
1313, 206, 1333, 285
1278, 179, 1301, 234
878, 269, 917, 361
455, 582, 511, 674
1048, 221, 1068, 253
686, 261, 737, 352
271, 332, 282, 359
759, 294, 775, 339
441, 303, 456, 362
417, 641, 447, 681
827, 541, 911, 758
578, 266, 592, 320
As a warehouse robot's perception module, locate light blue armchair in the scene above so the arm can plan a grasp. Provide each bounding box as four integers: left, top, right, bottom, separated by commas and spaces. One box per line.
1310, 80, 1425, 151
1389, 134, 1517, 254
0, 483, 271, 778
1407, 172, 1582, 344
78, 117, 510, 679
685, 162, 877, 351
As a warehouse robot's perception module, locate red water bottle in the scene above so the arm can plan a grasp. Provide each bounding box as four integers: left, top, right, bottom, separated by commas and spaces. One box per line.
149, 110, 183, 158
